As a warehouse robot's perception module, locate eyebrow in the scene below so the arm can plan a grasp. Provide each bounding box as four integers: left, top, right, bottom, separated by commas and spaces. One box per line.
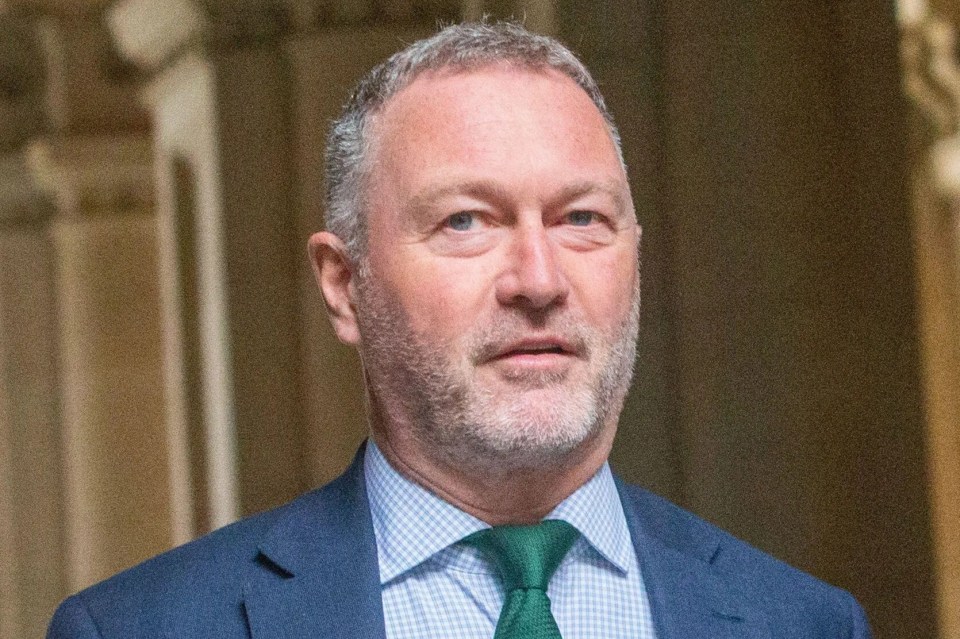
407, 180, 513, 212
552, 180, 629, 213
407, 178, 629, 214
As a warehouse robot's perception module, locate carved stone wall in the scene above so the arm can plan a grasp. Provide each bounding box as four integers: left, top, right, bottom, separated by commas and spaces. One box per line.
898, 2, 960, 637
0, 7, 171, 638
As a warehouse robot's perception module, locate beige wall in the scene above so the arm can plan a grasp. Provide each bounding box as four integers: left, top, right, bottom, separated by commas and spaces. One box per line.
51, 212, 172, 589
0, 210, 65, 639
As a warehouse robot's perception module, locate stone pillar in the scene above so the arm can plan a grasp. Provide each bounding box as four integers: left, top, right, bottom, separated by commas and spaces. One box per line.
0, 14, 66, 639
26, 13, 174, 591
898, 3, 960, 636
27, 134, 174, 591
0, 155, 65, 639
109, 0, 311, 539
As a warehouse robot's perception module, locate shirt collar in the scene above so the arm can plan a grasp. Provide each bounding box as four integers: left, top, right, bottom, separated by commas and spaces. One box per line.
364, 440, 633, 584
545, 458, 634, 575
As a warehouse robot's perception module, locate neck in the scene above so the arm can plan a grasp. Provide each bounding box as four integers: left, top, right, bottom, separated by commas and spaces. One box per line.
371, 425, 615, 526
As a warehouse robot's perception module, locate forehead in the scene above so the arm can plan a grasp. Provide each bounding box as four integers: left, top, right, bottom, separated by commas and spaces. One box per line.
367, 65, 623, 184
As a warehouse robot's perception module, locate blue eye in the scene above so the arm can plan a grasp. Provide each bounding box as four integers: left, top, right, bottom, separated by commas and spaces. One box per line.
446, 212, 475, 231
567, 211, 596, 226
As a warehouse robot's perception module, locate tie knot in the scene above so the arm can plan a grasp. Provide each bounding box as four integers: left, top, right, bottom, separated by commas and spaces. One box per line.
463, 520, 580, 591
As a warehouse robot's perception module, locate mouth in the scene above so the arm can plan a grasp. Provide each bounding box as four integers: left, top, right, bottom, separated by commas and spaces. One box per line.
486, 337, 580, 362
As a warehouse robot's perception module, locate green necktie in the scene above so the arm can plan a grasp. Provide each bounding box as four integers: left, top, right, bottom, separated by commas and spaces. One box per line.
463, 520, 580, 639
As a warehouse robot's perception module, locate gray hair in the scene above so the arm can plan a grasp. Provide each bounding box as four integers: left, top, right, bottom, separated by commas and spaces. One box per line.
324, 21, 624, 261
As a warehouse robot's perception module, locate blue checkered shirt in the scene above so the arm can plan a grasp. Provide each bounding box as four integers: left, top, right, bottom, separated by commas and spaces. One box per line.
364, 441, 658, 639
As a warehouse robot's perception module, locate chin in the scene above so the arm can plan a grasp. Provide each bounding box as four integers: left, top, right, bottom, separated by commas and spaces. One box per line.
430, 389, 608, 472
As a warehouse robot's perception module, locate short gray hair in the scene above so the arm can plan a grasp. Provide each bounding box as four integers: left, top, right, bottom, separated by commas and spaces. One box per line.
324, 21, 624, 261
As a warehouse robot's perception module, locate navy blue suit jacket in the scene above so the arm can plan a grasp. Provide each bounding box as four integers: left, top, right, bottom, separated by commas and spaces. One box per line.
48, 448, 873, 638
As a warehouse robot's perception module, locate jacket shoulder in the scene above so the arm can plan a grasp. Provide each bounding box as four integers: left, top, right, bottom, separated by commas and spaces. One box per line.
616, 481, 872, 638
47, 448, 370, 639
46, 466, 359, 639
48, 501, 289, 638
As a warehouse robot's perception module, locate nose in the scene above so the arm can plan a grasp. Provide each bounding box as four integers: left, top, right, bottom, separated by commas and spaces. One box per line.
495, 221, 569, 311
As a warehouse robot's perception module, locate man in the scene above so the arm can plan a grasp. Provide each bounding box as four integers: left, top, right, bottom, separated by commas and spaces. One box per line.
48, 22, 872, 639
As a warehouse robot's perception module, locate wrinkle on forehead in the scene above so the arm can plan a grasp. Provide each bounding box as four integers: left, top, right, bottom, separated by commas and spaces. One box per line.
368, 66, 623, 172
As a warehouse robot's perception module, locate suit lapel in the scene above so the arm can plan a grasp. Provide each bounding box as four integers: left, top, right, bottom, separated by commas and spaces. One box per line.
243, 446, 387, 639
239, 449, 772, 639
617, 482, 771, 639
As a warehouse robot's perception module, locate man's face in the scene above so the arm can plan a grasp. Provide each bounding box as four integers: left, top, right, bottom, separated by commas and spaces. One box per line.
353, 66, 641, 472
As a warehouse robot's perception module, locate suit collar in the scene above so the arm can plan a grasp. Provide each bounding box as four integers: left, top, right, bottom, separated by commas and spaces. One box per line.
242, 448, 769, 639
243, 444, 387, 639
616, 479, 771, 639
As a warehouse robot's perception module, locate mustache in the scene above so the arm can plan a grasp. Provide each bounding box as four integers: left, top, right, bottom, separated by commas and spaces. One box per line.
469, 314, 592, 364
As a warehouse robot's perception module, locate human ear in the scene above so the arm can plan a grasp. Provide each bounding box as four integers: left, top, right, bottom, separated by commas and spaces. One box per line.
308, 231, 360, 345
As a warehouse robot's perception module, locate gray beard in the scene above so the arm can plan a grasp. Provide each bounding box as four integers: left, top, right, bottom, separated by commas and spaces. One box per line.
354, 274, 641, 474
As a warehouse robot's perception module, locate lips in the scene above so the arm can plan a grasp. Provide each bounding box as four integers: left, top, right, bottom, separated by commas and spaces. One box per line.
486, 336, 580, 362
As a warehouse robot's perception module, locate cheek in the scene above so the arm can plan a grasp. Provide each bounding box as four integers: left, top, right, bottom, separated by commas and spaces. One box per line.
566, 250, 638, 326
383, 254, 494, 336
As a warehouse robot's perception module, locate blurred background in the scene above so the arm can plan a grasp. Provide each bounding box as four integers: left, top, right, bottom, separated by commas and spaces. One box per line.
0, 0, 958, 637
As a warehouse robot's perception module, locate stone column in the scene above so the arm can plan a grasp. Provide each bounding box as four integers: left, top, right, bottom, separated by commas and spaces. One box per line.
0, 14, 66, 639
107, 0, 463, 530
109, 0, 311, 540
0, 155, 65, 639
28, 134, 174, 591
26, 13, 174, 591
898, 3, 960, 636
